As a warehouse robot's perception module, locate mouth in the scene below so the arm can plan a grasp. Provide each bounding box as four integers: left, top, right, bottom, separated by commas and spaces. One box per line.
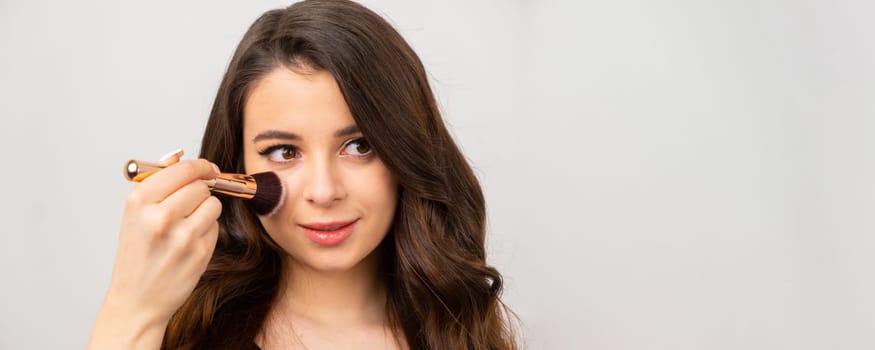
299, 219, 358, 246
300, 219, 358, 231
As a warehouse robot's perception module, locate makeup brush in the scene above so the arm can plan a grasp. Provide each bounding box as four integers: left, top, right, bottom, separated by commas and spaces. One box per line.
123, 159, 285, 216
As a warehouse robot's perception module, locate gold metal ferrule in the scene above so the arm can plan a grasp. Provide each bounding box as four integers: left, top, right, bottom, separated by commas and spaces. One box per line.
123, 159, 256, 199
204, 174, 256, 199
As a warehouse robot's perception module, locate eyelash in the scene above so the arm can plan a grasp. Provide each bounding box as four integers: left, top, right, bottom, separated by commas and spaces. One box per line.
343, 138, 373, 157
256, 137, 373, 163
257, 144, 300, 162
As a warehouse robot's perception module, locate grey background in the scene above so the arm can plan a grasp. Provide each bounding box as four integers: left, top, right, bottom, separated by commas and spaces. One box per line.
1, 0, 873, 349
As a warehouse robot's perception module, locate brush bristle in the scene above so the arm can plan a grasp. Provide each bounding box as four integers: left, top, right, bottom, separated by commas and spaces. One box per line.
250, 171, 284, 216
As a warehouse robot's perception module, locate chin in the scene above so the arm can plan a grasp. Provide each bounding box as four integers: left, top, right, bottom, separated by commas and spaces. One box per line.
291, 248, 378, 273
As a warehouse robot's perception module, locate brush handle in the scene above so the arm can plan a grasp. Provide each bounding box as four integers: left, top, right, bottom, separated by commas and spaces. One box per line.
123, 159, 256, 199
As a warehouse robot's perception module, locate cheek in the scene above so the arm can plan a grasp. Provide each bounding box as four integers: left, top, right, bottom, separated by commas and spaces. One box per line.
352, 165, 398, 216
258, 163, 397, 217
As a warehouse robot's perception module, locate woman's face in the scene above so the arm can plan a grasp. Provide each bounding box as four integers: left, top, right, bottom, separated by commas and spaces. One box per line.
242, 66, 398, 273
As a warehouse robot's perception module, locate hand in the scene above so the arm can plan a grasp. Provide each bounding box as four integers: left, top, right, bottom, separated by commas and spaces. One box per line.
88, 151, 222, 349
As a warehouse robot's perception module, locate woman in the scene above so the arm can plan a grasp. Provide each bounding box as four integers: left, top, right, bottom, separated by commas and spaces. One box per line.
88, 0, 517, 349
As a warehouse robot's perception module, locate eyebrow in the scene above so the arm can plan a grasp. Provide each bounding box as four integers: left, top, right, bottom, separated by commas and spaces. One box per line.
251, 124, 361, 143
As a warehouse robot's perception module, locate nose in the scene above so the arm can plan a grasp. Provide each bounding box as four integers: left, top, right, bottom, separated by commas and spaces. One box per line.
301, 157, 347, 207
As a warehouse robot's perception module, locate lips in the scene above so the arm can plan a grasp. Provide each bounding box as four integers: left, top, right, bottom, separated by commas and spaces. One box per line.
299, 219, 358, 246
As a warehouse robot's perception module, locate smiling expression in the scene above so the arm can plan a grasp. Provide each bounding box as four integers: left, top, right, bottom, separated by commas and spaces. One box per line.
242, 66, 398, 273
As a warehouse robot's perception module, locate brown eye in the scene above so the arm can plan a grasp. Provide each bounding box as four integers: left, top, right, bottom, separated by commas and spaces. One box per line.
356, 140, 371, 154
259, 145, 300, 163
281, 147, 297, 160
343, 138, 372, 156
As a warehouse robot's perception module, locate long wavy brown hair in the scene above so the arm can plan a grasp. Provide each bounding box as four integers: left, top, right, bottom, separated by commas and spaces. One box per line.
162, 0, 517, 349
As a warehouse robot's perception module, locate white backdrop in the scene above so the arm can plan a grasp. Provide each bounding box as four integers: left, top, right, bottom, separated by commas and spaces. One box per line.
1, 0, 873, 349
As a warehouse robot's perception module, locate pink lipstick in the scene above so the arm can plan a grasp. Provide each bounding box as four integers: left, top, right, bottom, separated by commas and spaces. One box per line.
299, 219, 358, 246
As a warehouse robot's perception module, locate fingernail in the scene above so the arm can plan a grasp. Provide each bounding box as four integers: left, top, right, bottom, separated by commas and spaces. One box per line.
159, 148, 184, 162
211, 163, 221, 175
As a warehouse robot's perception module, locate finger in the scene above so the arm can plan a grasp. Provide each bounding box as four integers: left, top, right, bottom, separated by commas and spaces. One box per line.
199, 221, 220, 257
159, 179, 212, 219
179, 219, 219, 269
171, 219, 220, 286
134, 159, 220, 204
195, 220, 220, 265
203, 220, 219, 243
179, 195, 223, 238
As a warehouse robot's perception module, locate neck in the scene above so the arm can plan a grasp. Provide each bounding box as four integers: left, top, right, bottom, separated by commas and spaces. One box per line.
277, 250, 386, 327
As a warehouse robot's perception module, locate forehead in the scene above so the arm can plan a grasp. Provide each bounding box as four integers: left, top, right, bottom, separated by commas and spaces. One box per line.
243, 67, 355, 136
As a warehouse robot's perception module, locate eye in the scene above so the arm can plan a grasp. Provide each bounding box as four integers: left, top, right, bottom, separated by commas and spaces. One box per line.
258, 145, 300, 163
342, 138, 373, 157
